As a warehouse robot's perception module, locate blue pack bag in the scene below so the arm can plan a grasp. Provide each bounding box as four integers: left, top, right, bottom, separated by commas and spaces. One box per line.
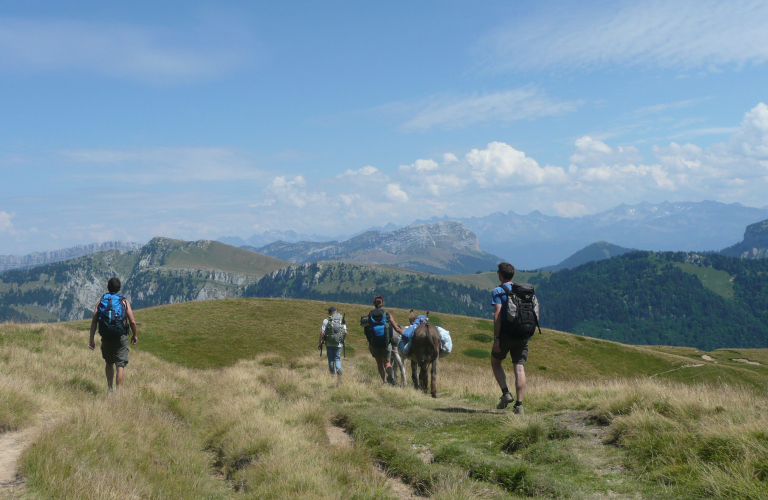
368, 310, 391, 348
98, 293, 128, 338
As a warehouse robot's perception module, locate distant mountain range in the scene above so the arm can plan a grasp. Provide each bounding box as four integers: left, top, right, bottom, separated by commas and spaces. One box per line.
419, 201, 768, 269
218, 223, 403, 248
0, 241, 143, 273
247, 221, 502, 275
720, 219, 768, 259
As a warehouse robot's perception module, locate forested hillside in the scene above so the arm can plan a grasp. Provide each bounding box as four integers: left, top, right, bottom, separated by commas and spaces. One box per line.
530, 251, 768, 350
243, 261, 491, 318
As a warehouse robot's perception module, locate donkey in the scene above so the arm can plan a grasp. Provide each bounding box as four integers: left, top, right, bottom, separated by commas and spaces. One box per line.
405, 311, 441, 398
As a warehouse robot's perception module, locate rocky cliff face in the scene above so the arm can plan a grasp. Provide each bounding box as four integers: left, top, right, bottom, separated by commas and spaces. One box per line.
720, 219, 768, 259
0, 241, 143, 273
0, 239, 262, 322
253, 221, 498, 274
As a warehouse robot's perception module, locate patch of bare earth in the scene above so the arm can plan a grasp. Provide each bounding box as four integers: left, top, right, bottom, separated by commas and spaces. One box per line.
701, 355, 716, 362
325, 425, 421, 500
732, 358, 762, 366
0, 426, 38, 498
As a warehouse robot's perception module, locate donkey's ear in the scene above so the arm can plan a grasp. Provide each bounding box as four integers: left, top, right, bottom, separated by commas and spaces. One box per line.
425, 311, 430, 318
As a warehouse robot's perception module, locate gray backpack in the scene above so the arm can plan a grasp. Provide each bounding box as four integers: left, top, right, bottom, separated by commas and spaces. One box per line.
324, 312, 344, 345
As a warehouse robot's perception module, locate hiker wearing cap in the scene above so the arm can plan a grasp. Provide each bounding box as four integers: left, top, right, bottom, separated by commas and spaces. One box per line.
364, 296, 403, 385
319, 306, 347, 378
88, 277, 138, 393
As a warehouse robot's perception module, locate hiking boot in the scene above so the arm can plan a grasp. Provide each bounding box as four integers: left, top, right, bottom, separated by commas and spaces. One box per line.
513, 403, 524, 415
386, 375, 395, 386
497, 392, 515, 409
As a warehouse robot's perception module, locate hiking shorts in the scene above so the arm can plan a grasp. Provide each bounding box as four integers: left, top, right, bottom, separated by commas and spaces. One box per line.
101, 335, 130, 367
491, 337, 529, 365
369, 343, 392, 359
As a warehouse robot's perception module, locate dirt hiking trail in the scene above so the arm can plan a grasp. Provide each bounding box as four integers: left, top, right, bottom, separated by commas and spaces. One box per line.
0, 425, 38, 498
326, 424, 420, 500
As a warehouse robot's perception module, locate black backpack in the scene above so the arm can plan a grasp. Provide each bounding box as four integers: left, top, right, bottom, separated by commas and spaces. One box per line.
500, 283, 541, 339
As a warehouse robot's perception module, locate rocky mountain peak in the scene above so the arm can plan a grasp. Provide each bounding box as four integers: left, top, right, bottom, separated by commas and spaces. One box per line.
381, 221, 481, 253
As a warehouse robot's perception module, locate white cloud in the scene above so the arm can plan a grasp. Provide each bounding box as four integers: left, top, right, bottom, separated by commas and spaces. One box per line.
631, 98, 712, 117
466, 141, 568, 187
268, 175, 311, 208
0, 17, 252, 83
0, 211, 15, 233
729, 102, 768, 159
482, 0, 768, 71
337, 165, 380, 177
553, 201, 589, 217
569, 136, 643, 168
399, 159, 438, 171
61, 147, 264, 183
385, 183, 409, 203
443, 153, 458, 164
397, 87, 581, 131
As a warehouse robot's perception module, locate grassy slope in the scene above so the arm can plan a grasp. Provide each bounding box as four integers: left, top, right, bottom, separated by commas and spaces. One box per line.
162, 241, 290, 277
69, 298, 768, 389
6, 299, 768, 499
674, 262, 735, 299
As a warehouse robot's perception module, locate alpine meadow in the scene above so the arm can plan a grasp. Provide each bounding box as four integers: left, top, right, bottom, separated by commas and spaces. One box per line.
5, 1, 768, 499
1, 297, 768, 499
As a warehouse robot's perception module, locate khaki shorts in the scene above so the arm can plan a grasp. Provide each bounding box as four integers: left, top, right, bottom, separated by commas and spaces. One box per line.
369, 343, 392, 359
491, 337, 529, 365
101, 335, 130, 367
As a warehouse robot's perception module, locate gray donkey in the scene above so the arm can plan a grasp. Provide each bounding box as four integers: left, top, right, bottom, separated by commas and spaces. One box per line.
405, 310, 441, 398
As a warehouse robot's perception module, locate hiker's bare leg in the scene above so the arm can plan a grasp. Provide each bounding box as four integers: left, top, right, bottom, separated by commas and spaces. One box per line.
105, 363, 114, 388
376, 358, 386, 381
384, 359, 393, 381
116, 366, 125, 388
491, 357, 507, 390
513, 364, 526, 402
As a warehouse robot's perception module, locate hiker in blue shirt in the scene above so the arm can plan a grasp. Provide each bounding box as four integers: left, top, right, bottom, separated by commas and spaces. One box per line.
88, 277, 138, 393
491, 262, 527, 414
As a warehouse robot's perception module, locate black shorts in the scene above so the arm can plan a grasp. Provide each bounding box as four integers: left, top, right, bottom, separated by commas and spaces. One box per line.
491, 337, 529, 365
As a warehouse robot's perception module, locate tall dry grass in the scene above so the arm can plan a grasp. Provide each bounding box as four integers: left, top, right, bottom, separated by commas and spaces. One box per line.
2, 322, 768, 499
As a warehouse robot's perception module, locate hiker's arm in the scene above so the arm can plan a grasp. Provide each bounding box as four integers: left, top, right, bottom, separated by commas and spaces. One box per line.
492, 303, 502, 353
125, 301, 138, 344
88, 302, 99, 350
388, 313, 404, 334
318, 319, 326, 349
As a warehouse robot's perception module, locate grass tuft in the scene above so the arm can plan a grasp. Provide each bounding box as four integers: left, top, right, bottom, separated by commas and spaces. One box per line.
463, 348, 490, 359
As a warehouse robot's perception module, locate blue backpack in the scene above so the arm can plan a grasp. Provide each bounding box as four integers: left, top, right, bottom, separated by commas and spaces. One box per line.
98, 293, 128, 338
368, 309, 391, 349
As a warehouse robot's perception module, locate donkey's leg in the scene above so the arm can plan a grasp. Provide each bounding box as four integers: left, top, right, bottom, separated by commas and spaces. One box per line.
410, 357, 419, 390
419, 362, 429, 393
430, 357, 437, 398
393, 352, 406, 385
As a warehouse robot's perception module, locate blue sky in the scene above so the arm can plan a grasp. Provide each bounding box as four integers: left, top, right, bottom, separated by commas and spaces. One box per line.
2, 0, 768, 254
